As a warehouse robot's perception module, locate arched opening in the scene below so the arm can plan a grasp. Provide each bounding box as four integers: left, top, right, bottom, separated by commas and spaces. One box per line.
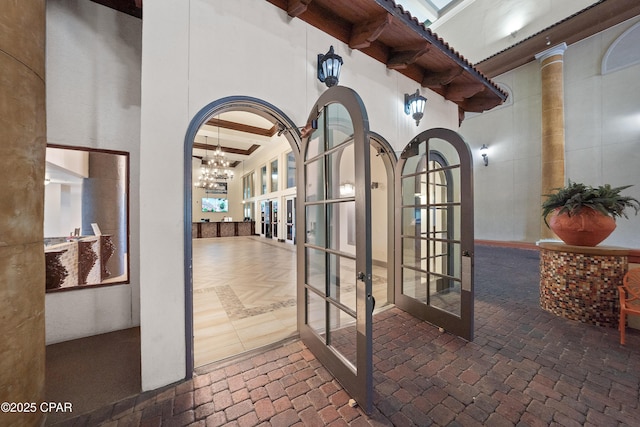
184, 97, 302, 372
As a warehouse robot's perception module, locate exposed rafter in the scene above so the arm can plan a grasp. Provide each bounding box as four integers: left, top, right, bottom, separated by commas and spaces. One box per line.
204, 118, 277, 137
349, 13, 392, 49
386, 43, 431, 70
287, 0, 313, 17
422, 68, 463, 88
193, 142, 261, 158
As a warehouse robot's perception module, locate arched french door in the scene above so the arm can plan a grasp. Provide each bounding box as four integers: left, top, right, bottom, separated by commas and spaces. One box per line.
297, 86, 374, 413
395, 128, 475, 341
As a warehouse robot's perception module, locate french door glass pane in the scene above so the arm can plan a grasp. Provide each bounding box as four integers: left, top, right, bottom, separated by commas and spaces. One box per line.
402, 237, 428, 271
402, 207, 428, 238
429, 276, 461, 316
327, 143, 355, 200
305, 158, 325, 202
328, 201, 356, 253
402, 267, 426, 301
428, 138, 460, 167
307, 290, 326, 337
306, 247, 326, 292
305, 204, 325, 247
328, 304, 357, 370
402, 175, 427, 205
327, 103, 353, 150
402, 142, 427, 174
306, 114, 325, 160
329, 254, 356, 312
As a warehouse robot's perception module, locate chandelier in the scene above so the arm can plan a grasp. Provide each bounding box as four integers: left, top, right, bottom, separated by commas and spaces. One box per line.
195, 136, 234, 189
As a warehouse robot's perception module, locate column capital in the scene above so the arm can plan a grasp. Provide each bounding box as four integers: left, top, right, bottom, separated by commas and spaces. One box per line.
535, 42, 568, 63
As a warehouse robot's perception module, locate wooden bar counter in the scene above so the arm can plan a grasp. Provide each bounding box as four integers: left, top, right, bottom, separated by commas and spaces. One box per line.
539, 242, 629, 327
192, 221, 255, 239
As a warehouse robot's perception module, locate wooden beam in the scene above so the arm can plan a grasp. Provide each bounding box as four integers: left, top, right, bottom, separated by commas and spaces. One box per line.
193, 143, 261, 156
204, 118, 277, 137
387, 44, 430, 70
445, 82, 485, 102
287, 0, 313, 17
459, 96, 500, 113
349, 13, 392, 49
421, 68, 463, 88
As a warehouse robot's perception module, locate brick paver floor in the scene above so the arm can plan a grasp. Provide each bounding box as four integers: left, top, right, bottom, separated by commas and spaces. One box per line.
52, 245, 640, 426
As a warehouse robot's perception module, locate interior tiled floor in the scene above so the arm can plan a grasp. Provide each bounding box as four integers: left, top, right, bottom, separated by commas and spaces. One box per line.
193, 236, 390, 368
193, 237, 298, 367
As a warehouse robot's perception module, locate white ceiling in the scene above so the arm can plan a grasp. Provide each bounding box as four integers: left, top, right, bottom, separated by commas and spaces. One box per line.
397, 0, 599, 63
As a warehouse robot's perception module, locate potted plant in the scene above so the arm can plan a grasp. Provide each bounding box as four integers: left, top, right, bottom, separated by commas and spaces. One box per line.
542, 181, 640, 246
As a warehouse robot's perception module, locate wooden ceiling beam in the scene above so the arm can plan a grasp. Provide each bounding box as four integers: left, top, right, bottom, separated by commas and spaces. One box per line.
287, 0, 313, 17
421, 67, 463, 88
386, 43, 430, 70
445, 82, 485, 102
459, 96, 499, 113
349, 13, 392, 49
193, 143, 261, 157
204, 118, 277, 137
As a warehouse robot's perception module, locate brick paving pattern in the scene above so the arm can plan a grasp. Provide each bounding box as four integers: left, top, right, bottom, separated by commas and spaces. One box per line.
52, 246, 640, 426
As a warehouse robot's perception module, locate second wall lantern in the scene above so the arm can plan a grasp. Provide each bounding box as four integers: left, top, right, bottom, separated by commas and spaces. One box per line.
404, 89, 427, 126
480, 144, 489, 166
317, 46, 343, 87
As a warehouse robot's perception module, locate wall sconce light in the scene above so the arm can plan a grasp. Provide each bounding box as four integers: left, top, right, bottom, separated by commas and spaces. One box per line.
480, 144, 489, 166
317, 46, 343, 88
404, 89, 427, 126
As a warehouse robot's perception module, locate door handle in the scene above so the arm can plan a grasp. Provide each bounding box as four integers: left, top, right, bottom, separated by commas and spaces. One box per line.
357, 271, 366, 281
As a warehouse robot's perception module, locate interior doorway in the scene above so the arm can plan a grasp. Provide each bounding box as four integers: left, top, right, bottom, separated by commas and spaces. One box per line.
285, 196, 296, 244
185, 97, 302, 370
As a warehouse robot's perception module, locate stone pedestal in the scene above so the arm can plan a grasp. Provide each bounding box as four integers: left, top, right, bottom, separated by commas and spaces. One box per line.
539, 242, 628, 327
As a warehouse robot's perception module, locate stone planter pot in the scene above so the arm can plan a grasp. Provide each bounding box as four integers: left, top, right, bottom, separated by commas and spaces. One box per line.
549, 207, 616, 246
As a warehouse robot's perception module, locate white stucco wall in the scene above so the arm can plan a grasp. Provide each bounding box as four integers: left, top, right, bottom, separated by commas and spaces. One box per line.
461, 16, 640, 248
140, 0, 460, 390
45, 0, 141, 343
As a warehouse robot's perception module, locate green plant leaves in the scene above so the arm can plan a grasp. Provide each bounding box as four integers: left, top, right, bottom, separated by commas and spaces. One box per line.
541, 180, 640, 227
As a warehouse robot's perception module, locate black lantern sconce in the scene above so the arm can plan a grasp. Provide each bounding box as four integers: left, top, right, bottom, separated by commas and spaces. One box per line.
404, 89, 427, 126
317, 46, 343, 88
480, 144, 489, 166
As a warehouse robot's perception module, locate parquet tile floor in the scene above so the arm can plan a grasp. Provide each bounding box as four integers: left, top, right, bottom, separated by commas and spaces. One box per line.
193, 236, 389, 368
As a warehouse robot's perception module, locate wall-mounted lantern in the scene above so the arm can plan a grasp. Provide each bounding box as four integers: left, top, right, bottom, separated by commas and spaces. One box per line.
317, 46, 343, 88
404, 89, 427, 126
480, 144, 489, 166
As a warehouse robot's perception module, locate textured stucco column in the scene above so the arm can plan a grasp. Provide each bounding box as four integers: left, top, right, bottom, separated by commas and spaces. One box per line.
0, 2, 47, 427
535, 43, 567, 239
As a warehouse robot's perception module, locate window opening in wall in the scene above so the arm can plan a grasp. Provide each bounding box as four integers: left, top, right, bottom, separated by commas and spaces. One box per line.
44, 145, 130, 292
260, 165, 267, 195
287, 151, 296, 189
271, 159, 279, 193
